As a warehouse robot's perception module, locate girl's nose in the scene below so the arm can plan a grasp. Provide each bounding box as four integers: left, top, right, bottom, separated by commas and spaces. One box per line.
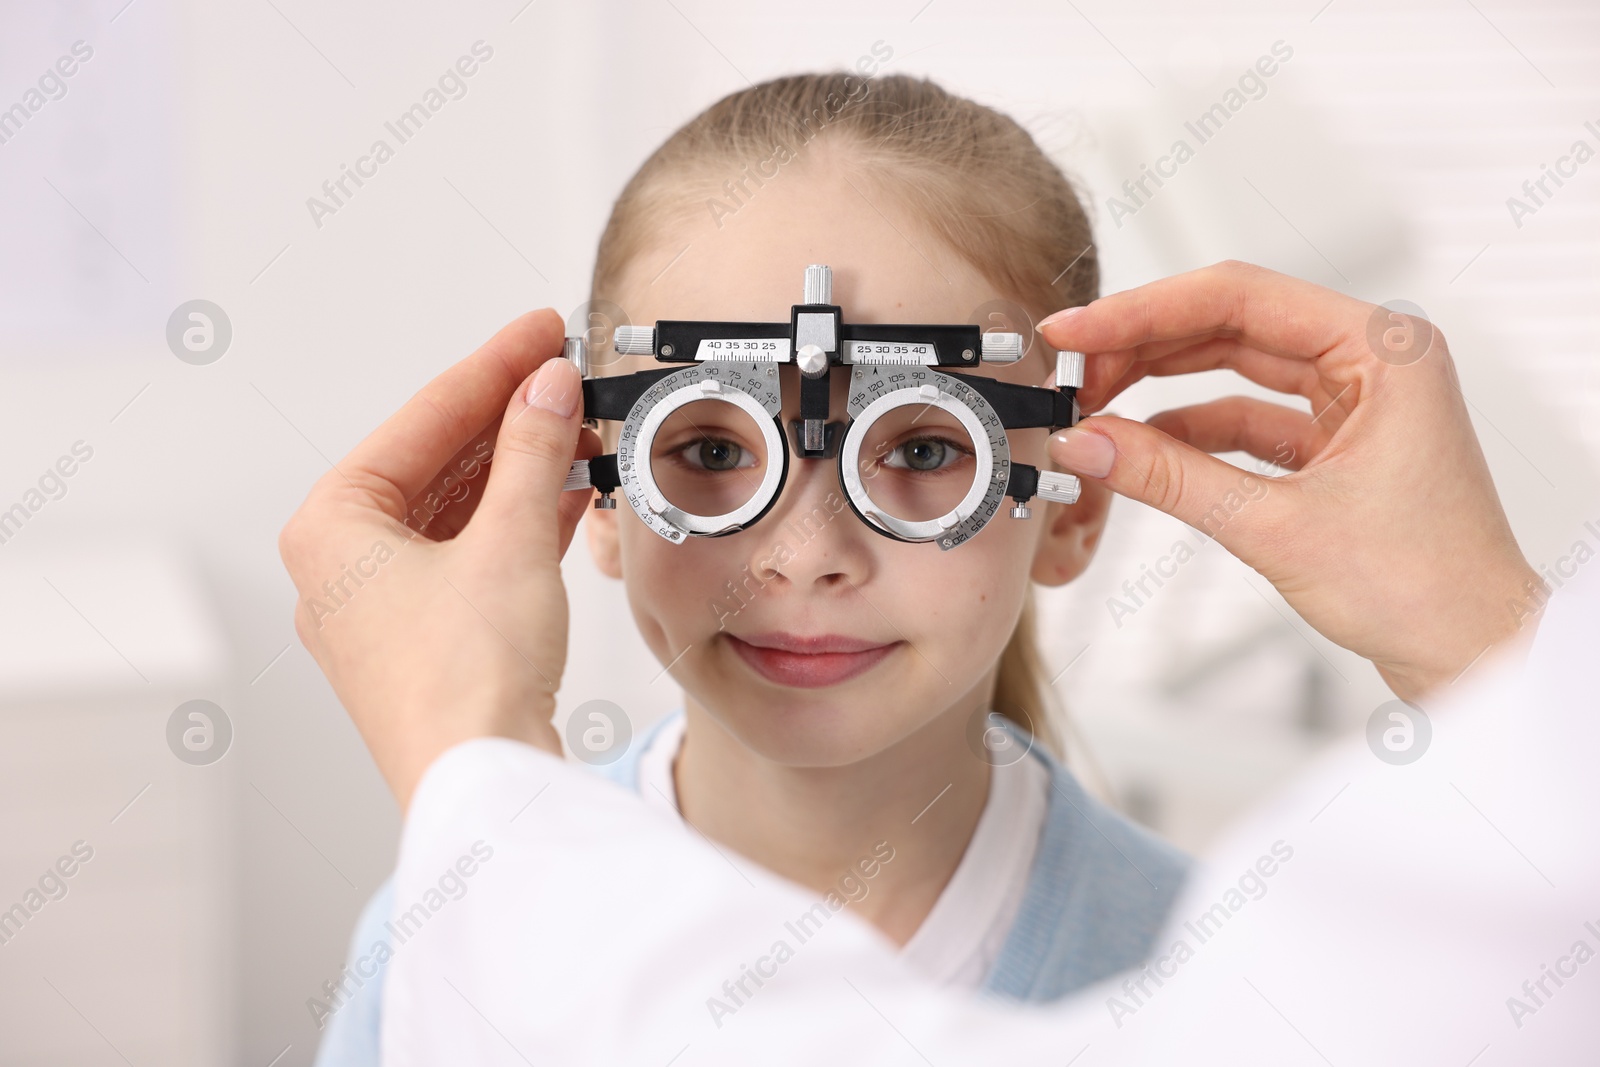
739, 445, 874, 590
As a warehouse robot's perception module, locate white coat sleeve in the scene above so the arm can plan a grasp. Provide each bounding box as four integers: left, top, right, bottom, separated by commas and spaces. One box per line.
383, 567, 1600, 1066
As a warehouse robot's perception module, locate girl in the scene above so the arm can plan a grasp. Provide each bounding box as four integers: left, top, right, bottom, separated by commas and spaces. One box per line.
314, 71, 1187, 1064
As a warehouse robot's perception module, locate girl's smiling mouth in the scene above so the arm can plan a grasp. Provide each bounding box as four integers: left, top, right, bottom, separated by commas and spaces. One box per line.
725, 632, 902, 688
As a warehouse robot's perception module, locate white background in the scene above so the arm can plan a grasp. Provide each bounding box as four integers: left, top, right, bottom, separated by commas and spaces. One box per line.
0, 0, 1595, 1063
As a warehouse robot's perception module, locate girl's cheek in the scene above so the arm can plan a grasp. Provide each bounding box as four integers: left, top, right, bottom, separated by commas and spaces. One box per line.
893, 553, 1007, 619
626, 533, 733, 618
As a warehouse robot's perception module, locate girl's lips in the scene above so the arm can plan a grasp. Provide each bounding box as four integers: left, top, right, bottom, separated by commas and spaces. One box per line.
725, 634, 900, 688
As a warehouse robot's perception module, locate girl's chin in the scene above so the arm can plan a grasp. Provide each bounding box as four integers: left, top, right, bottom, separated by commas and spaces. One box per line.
715, 714, 901, 768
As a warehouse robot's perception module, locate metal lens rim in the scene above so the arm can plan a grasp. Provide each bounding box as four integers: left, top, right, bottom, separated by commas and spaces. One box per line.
838, 381, 995, 543
629, 378, 786, 537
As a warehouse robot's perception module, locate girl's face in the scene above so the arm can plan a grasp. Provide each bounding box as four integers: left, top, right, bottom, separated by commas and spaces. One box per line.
588, 159, 1109, 768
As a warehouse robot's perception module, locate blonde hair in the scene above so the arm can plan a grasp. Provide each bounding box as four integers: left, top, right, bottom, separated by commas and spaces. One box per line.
589, 72, 1099, 758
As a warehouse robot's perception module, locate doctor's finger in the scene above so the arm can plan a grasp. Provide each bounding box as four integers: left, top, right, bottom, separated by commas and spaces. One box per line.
1049, 414, 1292, 559
1145, 397, 1325, 471
333, 309, 567, 522
1039, 260, 1370, 367
466, 356, 596, 567
1080, 337, 1323, 414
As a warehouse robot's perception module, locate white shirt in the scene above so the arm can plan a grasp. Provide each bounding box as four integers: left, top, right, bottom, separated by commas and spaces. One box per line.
381, 568, 1600, 1065
635, 711, 1050, 988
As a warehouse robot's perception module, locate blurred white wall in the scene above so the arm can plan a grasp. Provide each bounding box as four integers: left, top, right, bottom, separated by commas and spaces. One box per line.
0, 0, 1594, 1063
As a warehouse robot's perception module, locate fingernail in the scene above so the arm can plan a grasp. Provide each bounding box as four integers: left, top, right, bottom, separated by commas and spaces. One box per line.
526, 357, 580, 417
1036, 306, 1084, 332
1050, 427, 1114, 479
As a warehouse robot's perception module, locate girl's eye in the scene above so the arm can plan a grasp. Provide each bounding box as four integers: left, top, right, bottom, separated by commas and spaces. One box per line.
882, 435, 971, 473
674, 437, 757, 473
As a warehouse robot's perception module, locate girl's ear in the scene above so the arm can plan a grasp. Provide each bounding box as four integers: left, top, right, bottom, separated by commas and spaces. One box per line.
1030, 475, 1111, 587
586, 496, 624, 579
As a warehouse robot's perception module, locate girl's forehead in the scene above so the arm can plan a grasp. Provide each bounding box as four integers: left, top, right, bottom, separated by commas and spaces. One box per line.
606, 167, 1055, 384
619, 168, 999, 326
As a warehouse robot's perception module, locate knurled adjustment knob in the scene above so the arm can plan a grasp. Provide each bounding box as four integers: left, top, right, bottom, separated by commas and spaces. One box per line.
803, 264, 833, 305
1055, 350, 1086, 389
1034, 471, 1082, 505
981, 332, 1024, 364
796, 343, 829, 378
613, 325, 656, 355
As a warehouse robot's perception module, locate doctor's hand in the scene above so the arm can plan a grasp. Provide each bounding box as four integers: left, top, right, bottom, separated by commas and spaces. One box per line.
1041, 261, 1541, 704
278, 310, 599, 811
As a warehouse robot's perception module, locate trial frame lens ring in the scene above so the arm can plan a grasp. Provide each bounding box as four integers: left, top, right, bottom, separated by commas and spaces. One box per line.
838, 376, 1002, 545
621, 371, 787, 541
